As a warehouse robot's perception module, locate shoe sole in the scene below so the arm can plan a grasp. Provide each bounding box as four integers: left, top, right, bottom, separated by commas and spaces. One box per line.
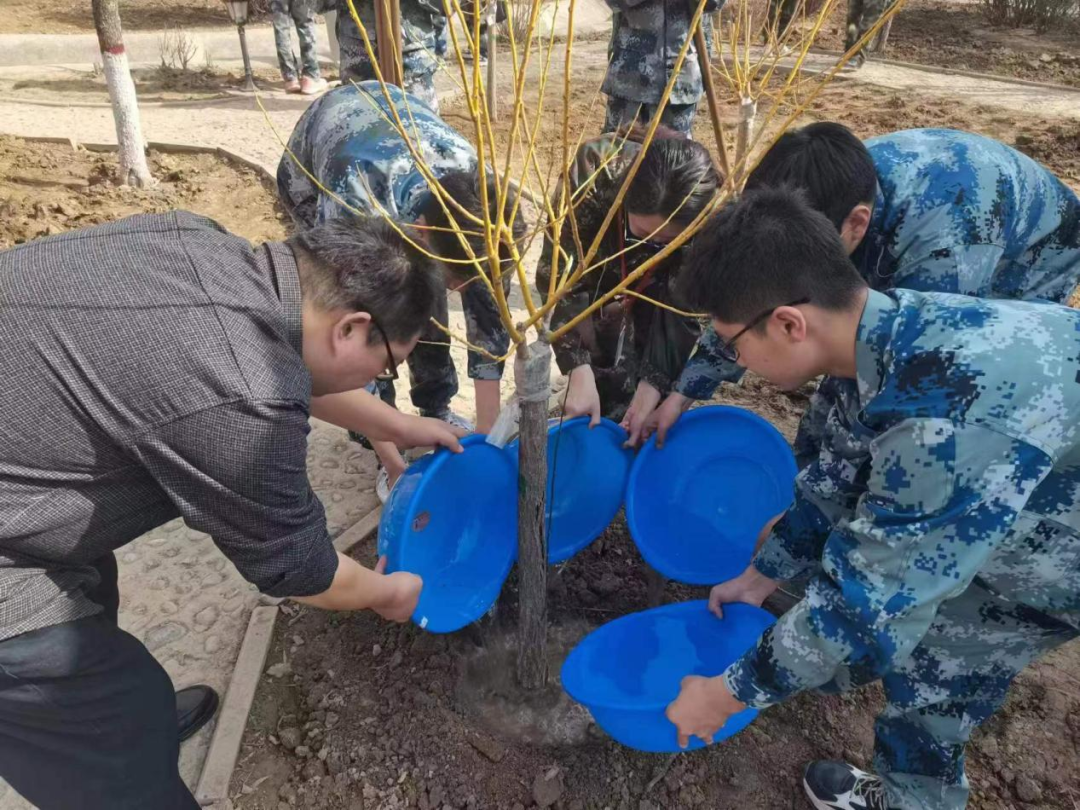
802, 777, 841, 810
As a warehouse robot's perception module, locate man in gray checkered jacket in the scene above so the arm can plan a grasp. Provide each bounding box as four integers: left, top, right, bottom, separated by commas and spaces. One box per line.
0, 211, 461, 809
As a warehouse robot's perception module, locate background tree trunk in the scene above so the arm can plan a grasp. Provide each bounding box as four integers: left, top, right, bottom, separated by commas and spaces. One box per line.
92, 0, 152, 187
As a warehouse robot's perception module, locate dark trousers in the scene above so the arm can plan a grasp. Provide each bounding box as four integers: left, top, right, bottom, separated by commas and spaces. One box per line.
0, 554, 198, 810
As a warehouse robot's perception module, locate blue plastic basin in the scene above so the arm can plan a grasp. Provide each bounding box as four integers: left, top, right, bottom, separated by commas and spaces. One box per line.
378, 435, 517, 633
509, 417, 634, 564
561, 600, 776, 752
626, 405, 797, 585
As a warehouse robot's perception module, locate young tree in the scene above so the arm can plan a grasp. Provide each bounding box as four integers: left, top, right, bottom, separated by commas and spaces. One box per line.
92, 0, 152, 186
331, 0, 903, 690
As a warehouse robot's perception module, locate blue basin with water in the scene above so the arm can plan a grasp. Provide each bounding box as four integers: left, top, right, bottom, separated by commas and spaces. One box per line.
561, 600, 776, 752
626, 405, 797, 585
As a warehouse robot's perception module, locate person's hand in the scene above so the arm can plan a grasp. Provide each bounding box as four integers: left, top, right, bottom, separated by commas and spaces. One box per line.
563, 365, 601, 427
370, 556, 423, 622
620, 380, 662, 448
708, 564, 780, 619
651, 392, 690, 449
665, 675, 746, 748
393, 413, 467, 453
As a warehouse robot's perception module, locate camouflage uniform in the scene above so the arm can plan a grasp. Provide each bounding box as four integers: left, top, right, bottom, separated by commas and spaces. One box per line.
723, 288, 1080, 809
676, 128, 1080, 407
277, 81, 509, 417
602, 0, 716, 136
846, 0, 895, 62
336, 0, 445, 111
272, 0, 322, 82
536, 134, 705, 421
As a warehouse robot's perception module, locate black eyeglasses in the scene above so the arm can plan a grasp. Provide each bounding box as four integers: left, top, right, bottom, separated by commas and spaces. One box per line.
369, 312, 399, 382
623, 207, 679, 255
717, 297, 811, 364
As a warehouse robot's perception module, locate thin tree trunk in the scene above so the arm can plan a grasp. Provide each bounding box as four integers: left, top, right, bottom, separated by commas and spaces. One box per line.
485, 0, 497, 121
734, 97, 757, 178
515, 342, 550, 690
92, 0, 152, 187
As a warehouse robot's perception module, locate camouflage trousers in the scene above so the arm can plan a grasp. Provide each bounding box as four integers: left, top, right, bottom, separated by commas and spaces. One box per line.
603, 96, 698, 137
846, 0, 894, 58
271, 0, 322, 81
816, 580, 1079, 809
348, 294, 458, 449
338, 55, 440, 112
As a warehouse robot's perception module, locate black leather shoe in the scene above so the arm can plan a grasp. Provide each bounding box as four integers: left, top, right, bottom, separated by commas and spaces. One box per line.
177, 685, 219, 742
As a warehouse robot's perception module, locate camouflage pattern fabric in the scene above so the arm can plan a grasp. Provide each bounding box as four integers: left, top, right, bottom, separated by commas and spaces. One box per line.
846, 0, 894, 60
336, 0, 445, 109
602, 0, 714, 129
535, 134, 704, 418
603, 96, 698, 137
277, 81, 508, 404
272, 0, 322, 81
676, 128, 1080, 401
725, 288, 1080, 809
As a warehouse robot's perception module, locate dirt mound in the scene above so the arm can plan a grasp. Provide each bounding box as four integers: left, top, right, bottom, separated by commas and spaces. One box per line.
0, 135, 286, 248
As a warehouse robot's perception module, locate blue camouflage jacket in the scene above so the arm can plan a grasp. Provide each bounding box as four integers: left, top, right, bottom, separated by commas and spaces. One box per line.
725, 288, 1080, 707
675, 128, 1080, 400
277, 81, 508, 380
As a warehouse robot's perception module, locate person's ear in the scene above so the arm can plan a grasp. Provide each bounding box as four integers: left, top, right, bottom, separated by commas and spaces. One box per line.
772, 305, 808, 343
331, 311, 372, 355
839, 204, 872, 254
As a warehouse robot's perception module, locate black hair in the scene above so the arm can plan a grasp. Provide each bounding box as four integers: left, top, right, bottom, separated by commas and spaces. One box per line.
418, 169, 528, 280
289, 216, 443, 344
745, 122, 876, 229
677, 186, 866, 326
623, 138, 721, 228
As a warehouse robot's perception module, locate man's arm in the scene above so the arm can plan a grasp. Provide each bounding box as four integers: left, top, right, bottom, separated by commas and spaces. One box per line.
724, 419, 1053, 708
311, 388, 463, 451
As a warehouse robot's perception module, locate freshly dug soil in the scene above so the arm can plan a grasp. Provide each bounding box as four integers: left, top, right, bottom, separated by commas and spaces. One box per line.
0, 134, 287, 247
2, 0, 273, 34
811, 0, 1080, 88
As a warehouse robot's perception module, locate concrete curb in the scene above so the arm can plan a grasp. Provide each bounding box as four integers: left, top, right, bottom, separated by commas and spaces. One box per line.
10, 133, 278, 182
0, 92, 238, 110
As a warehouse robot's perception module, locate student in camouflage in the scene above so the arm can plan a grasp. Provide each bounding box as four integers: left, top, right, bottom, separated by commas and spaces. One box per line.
534, 126, 721, 445
667, 187, 1080, 810
602, 0, 719, 136
272, 0, 327, 94
278, 80, 523, 496
653, 125, 1080, 449
335, 0, 446, 110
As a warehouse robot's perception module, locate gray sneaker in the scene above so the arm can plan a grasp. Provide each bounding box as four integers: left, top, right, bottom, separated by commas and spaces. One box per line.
803, 761, 894, 810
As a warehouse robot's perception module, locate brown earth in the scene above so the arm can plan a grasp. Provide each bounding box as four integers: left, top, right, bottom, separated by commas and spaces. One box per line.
0, 0, 273, 35
808, 0, 1080, 87
0, 134, 287, 248
0, 64, 312, 104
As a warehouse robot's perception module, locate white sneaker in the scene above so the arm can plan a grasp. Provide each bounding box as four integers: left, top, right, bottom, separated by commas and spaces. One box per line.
376, 466, 391, 504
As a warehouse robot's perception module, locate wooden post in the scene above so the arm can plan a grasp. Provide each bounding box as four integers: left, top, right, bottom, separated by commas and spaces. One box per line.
374, 0, 404, 86
691, 17, 730, 179
91, 0, 152, 187
515, 341, 550, 690
872, 16, 894, 55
